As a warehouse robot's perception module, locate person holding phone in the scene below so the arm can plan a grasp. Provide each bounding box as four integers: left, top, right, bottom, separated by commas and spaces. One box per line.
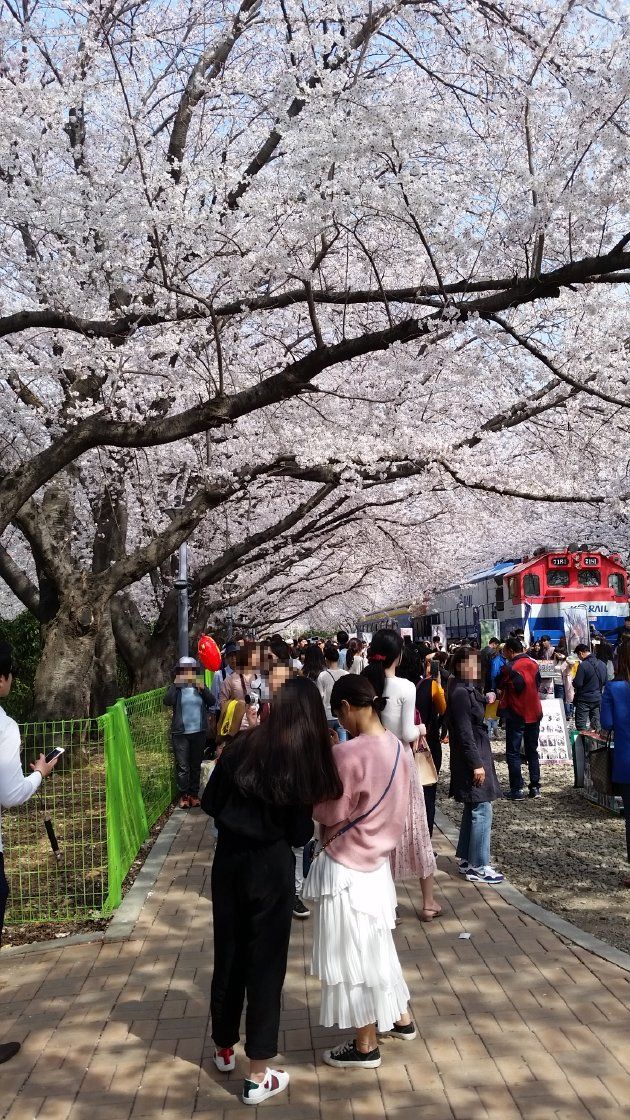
303, 674, 415, 1070
0, 641, 60, 1063
446, 646, 503, 885
415, 655, 447, 836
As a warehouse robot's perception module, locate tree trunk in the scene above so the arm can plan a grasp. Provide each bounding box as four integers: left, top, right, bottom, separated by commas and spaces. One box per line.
133, 590, 179, 692
33, 594, 101, 721
90, 606, 120, 715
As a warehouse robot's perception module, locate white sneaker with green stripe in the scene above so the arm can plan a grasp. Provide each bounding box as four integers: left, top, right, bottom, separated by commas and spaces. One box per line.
242, 1067, 289, 1104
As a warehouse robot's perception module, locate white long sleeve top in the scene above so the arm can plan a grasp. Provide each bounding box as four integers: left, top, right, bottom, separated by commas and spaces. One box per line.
0, 705, 41, 853
381, 676, 419, 746
317, 668, 348, 720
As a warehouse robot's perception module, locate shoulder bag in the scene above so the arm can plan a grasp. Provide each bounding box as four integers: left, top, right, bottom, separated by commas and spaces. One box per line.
414, 735, 438, 786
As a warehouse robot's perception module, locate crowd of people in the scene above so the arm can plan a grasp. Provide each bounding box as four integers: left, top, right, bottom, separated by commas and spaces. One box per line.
1, 619, 629, 1099
164, 622, 630, 1105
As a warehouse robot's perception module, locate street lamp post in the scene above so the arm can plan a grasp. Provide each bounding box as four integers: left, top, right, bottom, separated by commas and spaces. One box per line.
174, 543, 189, 659
226, 606, 234, 643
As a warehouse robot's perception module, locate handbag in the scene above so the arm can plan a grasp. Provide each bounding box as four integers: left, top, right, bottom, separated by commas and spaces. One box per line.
311, 739, 402, 860
414, 735, 438, 786
217, 698, 246, 740
587, 733, 614, 796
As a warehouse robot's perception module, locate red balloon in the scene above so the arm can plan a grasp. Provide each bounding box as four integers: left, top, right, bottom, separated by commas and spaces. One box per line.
198, 634, 222, 672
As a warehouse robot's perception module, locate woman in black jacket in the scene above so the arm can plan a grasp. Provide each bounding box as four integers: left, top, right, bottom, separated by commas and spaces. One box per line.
203, 676, 342, 1106
446, 646, 503, 885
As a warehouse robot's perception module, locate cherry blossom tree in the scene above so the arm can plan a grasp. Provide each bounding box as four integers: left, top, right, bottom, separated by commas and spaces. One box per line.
0, 0, 628, 715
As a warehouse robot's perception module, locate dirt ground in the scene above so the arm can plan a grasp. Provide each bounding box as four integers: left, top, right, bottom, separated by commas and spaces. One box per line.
2, 805, 174, 949
439, 736, 630, 954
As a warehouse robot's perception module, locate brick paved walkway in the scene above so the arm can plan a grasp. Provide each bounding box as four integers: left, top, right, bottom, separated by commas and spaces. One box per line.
2, 812, 630, 1120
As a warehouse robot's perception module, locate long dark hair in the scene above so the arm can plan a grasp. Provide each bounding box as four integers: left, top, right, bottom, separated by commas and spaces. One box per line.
345, 637, 360, 672
330, 673, 387, 718
362, 628, 403, 698
232, 677, 342, 806
302, 643, 325, 681
616, 640, 630, 684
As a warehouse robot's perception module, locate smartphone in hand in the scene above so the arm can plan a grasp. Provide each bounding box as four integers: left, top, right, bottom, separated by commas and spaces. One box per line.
45, 747, 65, 764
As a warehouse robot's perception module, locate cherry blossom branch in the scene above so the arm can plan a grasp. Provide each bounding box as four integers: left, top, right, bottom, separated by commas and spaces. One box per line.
1, 245, 628, 534
438, 461, 626, 504
1, 246, 627, 340
486, 314, 626, 408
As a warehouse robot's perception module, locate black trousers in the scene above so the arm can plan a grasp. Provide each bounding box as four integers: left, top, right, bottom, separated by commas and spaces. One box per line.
0, 853, 9, 947
172, 731, 206, 796
423, 734, 443, 838
211, 837, 294, 1060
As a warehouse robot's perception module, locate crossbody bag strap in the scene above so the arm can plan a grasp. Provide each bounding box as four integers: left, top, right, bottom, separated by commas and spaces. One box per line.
317, 739, 402, 856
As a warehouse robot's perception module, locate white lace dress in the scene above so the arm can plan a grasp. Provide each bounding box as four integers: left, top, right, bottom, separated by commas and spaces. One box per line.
381, 676, 437, 881
303, 853, 410, 1031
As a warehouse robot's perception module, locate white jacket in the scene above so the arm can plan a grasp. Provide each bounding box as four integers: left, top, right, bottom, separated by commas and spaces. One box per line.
0, 704, 41, 853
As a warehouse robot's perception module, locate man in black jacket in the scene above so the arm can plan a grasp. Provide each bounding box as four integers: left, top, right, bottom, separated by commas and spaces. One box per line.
573, 644, 607, 732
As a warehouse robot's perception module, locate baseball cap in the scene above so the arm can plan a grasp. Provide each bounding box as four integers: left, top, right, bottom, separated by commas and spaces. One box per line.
177, 656, 199, 670
224, 641, 240, 656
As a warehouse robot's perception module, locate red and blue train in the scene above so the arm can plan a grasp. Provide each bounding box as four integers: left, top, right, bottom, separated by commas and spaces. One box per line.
356, 548, 629, 646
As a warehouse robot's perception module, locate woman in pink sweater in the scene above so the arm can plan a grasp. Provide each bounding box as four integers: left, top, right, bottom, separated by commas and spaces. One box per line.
303, 675, 415, 1070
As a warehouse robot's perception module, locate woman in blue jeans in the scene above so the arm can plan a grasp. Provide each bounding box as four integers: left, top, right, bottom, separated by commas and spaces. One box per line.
600, 640, 630, 888
446, 646, 503, 885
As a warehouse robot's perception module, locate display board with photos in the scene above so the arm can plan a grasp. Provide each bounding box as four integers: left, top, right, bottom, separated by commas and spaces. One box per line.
538, 697, 571, 763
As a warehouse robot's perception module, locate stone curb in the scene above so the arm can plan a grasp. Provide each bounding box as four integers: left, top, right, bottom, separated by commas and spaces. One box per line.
104, 809, 184, 940
434, 807, 630, 975
1, 809, 186, 958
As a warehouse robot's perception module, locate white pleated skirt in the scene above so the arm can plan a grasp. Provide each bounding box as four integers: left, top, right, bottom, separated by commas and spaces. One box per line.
303, 852, 410, 1031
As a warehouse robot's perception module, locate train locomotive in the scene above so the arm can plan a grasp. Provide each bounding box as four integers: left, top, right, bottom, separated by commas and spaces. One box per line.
356, 548, 629, 646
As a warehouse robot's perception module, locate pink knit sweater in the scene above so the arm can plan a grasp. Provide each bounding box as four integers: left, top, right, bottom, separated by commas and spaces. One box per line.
313, 730, 411, 872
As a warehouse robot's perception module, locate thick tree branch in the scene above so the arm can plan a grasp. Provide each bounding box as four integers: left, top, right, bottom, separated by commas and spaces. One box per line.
1, 246, 628, 532
0, 542, 41, 617
2, 245, 627, 341
167, 0, 261, 183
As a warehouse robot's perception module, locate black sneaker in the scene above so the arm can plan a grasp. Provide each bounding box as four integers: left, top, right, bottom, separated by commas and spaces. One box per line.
503, 790, 526, 801
292, 896, 310, 919
529, 786, 542, 799
381, 1021, 417, 1041
323, 1039, 381, 1069
0, 1042, 21, 1064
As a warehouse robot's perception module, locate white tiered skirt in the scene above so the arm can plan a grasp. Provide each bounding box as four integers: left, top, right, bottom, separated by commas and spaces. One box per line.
303, 853, 410, 1031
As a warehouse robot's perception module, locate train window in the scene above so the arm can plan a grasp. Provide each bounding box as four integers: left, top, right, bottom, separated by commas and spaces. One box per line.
523, 574, 540, 596
609, 573, 625, 595
547, 570, 570, 588
507, 577, 519, 600
578, 570, 601, 587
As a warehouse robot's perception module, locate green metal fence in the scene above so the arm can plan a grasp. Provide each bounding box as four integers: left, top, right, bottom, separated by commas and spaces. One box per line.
3, 688, 177, 925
